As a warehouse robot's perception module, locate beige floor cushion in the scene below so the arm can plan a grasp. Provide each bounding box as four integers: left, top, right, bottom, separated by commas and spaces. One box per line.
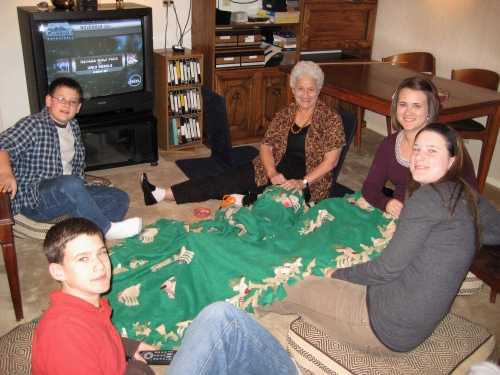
12, 174, 112, 242
457, 271, 484, 296
287, 313, 497, 375
13, 213, 69, 242
0, 322, 36, 375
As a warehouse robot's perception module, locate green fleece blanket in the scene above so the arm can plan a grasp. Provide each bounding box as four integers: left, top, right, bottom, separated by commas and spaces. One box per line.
106, 186, 395, 349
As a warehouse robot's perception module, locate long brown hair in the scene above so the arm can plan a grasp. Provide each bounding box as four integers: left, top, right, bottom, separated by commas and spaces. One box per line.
406, 123, 481, 250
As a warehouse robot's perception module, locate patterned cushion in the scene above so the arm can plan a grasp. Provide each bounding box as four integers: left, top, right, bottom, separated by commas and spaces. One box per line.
287, 313, 497, 375
13, 213, 69, 242
11, 174, 112, 242
457, 271, 484, 296
0, 322, 36, 375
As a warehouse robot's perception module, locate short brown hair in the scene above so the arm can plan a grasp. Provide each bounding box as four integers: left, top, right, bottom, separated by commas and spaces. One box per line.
48, 77, 83, 101
43, 218, 103, 264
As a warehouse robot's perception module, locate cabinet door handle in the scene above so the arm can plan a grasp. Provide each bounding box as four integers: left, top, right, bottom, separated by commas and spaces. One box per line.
231, 91, 241, 100
272, 87, 282, 96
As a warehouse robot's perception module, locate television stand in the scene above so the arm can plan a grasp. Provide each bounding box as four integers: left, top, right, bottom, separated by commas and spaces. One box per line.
79, 111, 159, 171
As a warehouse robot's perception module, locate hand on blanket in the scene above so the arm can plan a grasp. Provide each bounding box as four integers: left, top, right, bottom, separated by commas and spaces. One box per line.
324, 268, 338, 278
385, 199, 404, 219
268, 171, 287, 186
134, 342, 157, 363
281, 179, 304, 194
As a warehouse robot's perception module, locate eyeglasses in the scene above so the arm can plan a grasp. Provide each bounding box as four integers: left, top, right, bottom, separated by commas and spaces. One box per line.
50, 96, 81, 107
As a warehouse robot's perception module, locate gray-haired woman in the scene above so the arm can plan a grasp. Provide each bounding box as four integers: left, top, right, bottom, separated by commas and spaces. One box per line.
141, 61, 346, 206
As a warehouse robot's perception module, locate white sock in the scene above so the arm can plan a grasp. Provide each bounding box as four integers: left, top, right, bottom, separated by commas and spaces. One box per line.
152, 187, 166, 202
230, 194, 245, 205
105, 217, 143, 240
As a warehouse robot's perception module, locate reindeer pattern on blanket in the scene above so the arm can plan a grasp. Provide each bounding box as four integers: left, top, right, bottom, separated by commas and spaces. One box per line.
106, 187, 395, 349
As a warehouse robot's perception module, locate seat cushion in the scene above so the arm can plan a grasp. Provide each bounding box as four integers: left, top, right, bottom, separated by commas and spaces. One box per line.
13, 213, 69, 242
12, 174, 112, 242
457, 271, 484, 296
0, 322, 36, 375
287, 313, 497, 375
447, 119, 486, 132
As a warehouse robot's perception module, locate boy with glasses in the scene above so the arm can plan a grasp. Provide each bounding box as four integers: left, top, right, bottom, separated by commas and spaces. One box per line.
0, 77, 142, 240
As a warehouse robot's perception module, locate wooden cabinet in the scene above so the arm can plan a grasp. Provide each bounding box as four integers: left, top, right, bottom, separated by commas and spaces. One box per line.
192, 0, 377, 145
153, 48, 204, 151
298, 0, 378, 58
214, 67, 288, 144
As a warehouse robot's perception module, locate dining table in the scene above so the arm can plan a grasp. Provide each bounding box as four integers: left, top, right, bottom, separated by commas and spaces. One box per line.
280, 62, 500, 193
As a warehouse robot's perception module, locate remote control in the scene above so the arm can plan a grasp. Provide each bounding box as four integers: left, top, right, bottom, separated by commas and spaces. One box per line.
139, 350, 177, 365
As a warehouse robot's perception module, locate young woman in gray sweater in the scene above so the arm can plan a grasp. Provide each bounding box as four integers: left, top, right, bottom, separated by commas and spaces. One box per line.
266, 123, 500, 356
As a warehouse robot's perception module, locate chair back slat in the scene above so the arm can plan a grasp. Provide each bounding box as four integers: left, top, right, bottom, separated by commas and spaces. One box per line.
451, 69, 500, 91
382, 52, 436, 75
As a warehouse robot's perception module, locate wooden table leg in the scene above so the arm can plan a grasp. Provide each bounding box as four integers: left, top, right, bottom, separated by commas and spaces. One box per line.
476, 109, 500, 193
355, 106, 363, 153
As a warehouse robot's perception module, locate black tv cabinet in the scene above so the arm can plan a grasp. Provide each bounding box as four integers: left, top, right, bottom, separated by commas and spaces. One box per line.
79, 111, 159, 171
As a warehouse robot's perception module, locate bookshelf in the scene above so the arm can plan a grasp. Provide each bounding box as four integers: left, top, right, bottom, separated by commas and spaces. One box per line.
153, 48, 204, 151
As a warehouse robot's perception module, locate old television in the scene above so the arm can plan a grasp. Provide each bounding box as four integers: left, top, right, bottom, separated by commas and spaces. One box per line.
17, 3, 154, 126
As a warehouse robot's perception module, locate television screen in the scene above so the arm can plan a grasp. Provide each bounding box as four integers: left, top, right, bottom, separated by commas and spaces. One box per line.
39, 18, 145, 101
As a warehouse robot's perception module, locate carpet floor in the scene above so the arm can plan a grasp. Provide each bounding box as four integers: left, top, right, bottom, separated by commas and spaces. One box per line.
1, 128, 499, 367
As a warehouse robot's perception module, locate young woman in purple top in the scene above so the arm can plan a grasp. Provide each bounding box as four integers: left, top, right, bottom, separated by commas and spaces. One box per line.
361, 76, 478, 218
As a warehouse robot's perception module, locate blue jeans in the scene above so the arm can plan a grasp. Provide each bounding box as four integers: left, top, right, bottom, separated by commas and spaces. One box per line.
166, 302, 298, 375
20, 175, 129, 234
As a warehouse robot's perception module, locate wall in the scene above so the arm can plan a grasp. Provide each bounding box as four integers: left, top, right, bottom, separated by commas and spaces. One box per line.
367, 0, 500, 187
1, 0, 499, 186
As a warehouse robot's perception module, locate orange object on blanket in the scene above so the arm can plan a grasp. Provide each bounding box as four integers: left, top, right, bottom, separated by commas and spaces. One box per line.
220, 195, 236, 207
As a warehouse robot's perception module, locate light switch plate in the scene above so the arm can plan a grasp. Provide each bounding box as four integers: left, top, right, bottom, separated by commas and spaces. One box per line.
223, 0, 231, 6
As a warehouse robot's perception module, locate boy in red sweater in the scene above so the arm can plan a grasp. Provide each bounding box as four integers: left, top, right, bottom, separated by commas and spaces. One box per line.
33, 217, 299, 375
32, 217, 156, 375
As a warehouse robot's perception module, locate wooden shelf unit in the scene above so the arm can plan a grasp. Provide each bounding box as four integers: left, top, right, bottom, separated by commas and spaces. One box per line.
153, 48, 204, 151
192, 0, 378, 145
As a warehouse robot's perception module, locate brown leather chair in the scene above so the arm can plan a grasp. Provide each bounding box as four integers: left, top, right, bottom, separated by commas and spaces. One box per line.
382, 52, 436, 135
447, 68, 500, 140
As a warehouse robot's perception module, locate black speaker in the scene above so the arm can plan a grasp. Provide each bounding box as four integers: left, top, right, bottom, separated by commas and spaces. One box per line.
262, 0, 287, 12
77, 0, 98, 8
134, 119, 158, 163
216, 8, 231, 25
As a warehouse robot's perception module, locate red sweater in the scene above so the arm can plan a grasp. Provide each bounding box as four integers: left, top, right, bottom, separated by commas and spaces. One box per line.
32, 290, 151, 375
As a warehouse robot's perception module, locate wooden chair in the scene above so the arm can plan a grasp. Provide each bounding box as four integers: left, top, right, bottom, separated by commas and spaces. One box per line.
382, 52, 436, 135
469, 244, 500, 304
382, 52, 436, 75
447, 68, 500, 146
0, 192, 23, 321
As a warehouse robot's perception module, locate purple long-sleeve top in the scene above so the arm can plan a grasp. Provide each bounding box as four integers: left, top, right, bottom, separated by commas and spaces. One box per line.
362, 131, 478, 212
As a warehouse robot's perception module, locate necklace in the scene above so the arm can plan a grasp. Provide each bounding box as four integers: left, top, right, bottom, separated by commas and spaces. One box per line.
290, 110, 314, 134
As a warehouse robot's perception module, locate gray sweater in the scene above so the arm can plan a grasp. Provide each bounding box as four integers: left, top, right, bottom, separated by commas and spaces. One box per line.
333, 182, 500, 352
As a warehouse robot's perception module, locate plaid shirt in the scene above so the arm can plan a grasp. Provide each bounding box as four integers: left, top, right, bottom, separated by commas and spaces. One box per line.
0, 107, 85, 215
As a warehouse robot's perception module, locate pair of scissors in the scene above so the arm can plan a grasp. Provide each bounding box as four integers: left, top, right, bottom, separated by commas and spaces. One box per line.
220, 194, 236, 208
